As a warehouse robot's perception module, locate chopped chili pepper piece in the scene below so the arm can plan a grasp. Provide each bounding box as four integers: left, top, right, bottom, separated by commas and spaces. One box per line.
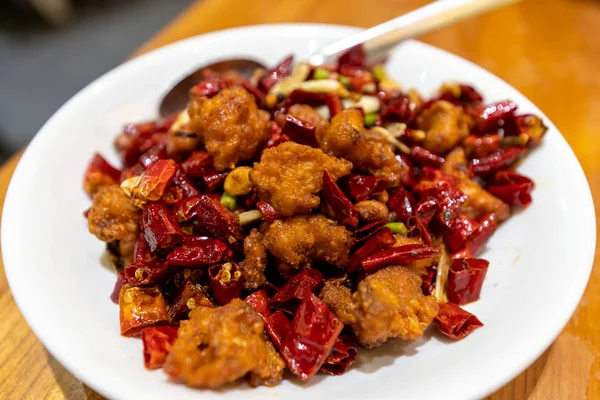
469, 147, 527, 176
139, 143, 167, 168
338, 45, 365, 68
512, 114, 547, 146
322, 170, 359, 229
465, 213, 497, 256
435, 302, 483, 339
281, 294, 343, 380
380, 93, 418, 124
166, 237, 232, 267
125, 260, 168, 285
256, 201, 280, 222
487, 170, 534, 207
167, 281, 214, 321
141, 325, 179, 369
354, 220, 387, 244
281, 114, 318, 147
134, 159, 178, 202
470, 100, 518, 132
347, 227, 395, 273
361, 244, 439, 274
421, 267, 437, 296
181, 151, 214, 178
410, 146, 445, 168
325, 94, 343, 117
387, 187, 415, 224
259, 55, 294, 91
119, 284, 169, 337
191, 77, 223, 98
141, 203, 183, 252
208, 262, 244, 305
245, 290, 293, 351
202, 171, 228, 193
270, 269, 324, 314
83, 153, 121, 196
407, 216, 432, 245
320, 336, 358, 376
447, 258, 489, 305
444, 215, 480, 252
338, 174, 387, 202
110, 272, 128, 304
463, 134, 502, 159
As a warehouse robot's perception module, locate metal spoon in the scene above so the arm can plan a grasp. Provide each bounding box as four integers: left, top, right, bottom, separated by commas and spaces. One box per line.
159, 0, 520, 118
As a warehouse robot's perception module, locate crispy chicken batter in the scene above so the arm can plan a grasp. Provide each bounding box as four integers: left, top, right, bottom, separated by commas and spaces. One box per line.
416, 100, 473, 155
320, 266, 438, 348
189, 87, 270, 170
319, 109, 406, 187
251, 142, 352, 216
164, 299, 283, 388
355, 200, 389, 222
241, 229, 268, 290
442, 147, 510, 221
249, 340, 286, 387
88, 185, 140, 242
263, 214, 352, 269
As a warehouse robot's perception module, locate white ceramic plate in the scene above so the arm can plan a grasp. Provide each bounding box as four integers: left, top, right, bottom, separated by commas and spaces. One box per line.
2, 24, 595, 400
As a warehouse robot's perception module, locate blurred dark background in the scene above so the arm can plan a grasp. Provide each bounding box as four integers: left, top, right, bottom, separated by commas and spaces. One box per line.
0, 0, 194, 162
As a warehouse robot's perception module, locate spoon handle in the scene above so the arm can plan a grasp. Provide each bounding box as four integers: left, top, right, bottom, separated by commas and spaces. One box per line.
309, 0, 522, 65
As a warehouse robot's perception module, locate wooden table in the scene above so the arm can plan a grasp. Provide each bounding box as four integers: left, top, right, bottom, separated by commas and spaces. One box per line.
1, 0, 599, 398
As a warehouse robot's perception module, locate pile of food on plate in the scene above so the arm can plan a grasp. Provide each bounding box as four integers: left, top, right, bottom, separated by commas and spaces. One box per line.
83, 45, 546, 389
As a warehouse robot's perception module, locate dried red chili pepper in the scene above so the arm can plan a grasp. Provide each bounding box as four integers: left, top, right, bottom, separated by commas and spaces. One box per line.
435, 302, 483, 340
245, 290, 292, 350
347, 227, 396, 273
166, 237, 232, 267
320, 336, 358, 375
451, 248, 474, 259
281, 114, 318, 147
469, 147, 527, 176
134, 159, 178, 202
83, 153, 121, 195
469, 100, 518, 132
181, 151, 214, 178
487, 170, 534, 207
444, 215, 480, 252
125, 260, 168, 285
173, 196, 201, 222
361, 244, 439, 274
325, 94, 343, 117
281, 294, 343, 381
410, 146, 445, 168
380, 93, 418, 124
340, 65, 374, 92
447, 258, 489, 305
110, 272, 128, 304
338, 45, 365, 68
240, 80, 265, 105
465, 213, 497, 256
167, 281, 214, 320
322, 170, 359, 229
138, 143, 167, 168
457, 84, 484, 105
269, 269, 324, 314
413, 172, 466, 229
421, 267, 437, 296
141, 203, 183, 252
202, 171, 228, 193
256, 201, 280, 222
119, 284, 169, 337
282, 90, 327, 110
141, 325, 179, 369
191, 78, 223, 98
463, 134, 502, 159
387, 187, 415, 223
338, 174, 387, 202
512, 114, 547, 146
259, 55, 294, 91
208, 262, 243, 305
414, 198, 440, 227
407, 216, 432, 245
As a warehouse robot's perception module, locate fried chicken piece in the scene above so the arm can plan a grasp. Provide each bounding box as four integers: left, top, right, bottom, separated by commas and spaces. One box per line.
189, 86, 270, 170
249, 339, 286, 387
279, 104, 330, 139
263, 214, 352, 269
319, 109, 406, 187
416, 100, 473, 155
164, 299, 283, 388
88, 185, 140, 242
241, 229, 268, 290
442, 147, 510, 221
320, 267, 438, 348
351, 266, 438, 348
355, 200, 389, 222
251, 142, 352, 216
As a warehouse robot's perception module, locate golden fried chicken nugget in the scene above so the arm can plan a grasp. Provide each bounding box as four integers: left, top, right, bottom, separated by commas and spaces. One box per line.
319, 281, 357, 325
241, 229, 268, 290
416, 100, 473, 155
164, 299, 283, 388
263, 214, 352, 269
251, 142, 352, 216
319, 109, 406, 187
88, 185, 140, 242
189, 86, 270, 170
249, 339, 286, 387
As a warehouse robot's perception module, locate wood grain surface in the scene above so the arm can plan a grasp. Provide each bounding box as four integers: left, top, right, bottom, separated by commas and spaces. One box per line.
1, 0, 599, 398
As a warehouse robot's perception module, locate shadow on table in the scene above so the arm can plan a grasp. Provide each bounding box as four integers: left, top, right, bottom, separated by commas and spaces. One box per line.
46, 350, 105, 400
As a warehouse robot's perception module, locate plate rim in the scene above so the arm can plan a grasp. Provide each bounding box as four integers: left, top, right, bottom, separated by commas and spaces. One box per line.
2, 22, 596, 400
